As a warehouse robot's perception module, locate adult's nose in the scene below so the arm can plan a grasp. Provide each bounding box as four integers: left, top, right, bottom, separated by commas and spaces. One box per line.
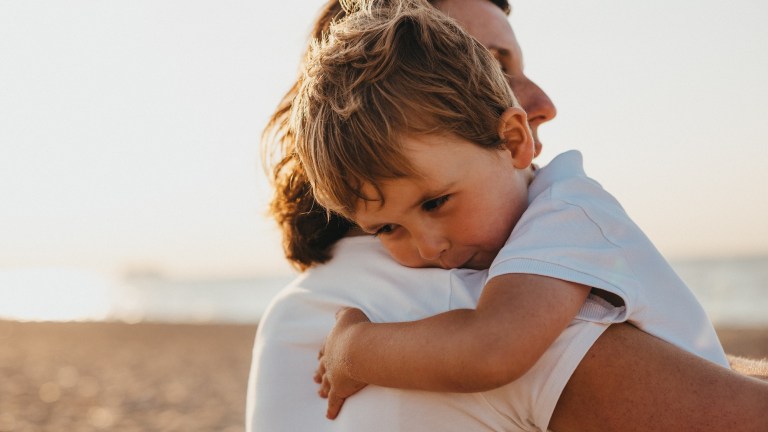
512, 75, 557, 157
515, 76, 556, 127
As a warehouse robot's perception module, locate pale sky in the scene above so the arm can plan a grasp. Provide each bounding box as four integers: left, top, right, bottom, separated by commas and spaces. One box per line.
1, 0, 767, 279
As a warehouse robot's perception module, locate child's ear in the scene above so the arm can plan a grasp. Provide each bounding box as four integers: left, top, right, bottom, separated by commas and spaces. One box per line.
498, 107, 534, 169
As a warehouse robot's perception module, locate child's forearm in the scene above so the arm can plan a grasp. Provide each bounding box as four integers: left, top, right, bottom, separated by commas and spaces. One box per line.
343, 308, 502, 392
343, 274, 591, 393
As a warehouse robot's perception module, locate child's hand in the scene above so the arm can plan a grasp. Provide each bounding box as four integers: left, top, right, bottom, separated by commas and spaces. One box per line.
314, 307, 371, 419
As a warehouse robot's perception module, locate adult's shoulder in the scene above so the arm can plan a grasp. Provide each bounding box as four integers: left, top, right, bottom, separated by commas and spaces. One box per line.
262, 235, 480, 324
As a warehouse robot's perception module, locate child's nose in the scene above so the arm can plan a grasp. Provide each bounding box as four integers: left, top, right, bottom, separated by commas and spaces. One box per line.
414, 231, 448, 262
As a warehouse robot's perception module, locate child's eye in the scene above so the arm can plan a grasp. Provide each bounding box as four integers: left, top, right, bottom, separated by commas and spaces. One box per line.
421, 195, 450, 212
373, 224, 395, 237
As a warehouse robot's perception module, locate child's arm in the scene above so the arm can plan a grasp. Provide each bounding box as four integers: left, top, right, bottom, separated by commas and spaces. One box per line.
317, 273, 590, 418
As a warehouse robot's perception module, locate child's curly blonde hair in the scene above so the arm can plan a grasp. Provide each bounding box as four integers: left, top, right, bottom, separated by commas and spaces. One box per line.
292, 0, 518, 219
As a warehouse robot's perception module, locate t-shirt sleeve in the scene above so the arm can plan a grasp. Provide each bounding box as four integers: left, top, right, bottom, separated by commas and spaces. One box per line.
488, 190, 639, 320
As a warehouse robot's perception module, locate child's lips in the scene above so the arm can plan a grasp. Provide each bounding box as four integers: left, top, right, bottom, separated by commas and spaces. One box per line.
438, 257, 461, 269
441, 252, 477, 269
462, 255, 480, 269
461, 252, 494, 270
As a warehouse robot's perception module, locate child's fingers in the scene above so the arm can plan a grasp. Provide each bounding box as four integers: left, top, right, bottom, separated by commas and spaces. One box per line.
326, 391, 345, 420
318, 375, 331, 398
335, 307, 364, 322
335, 307, 351, 319
314, 362, 326, 383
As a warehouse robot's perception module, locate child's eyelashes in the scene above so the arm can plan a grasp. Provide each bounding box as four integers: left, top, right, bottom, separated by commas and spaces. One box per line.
421, 195, 450, 212
369, 195, 450, 237
373, 224, 395, 237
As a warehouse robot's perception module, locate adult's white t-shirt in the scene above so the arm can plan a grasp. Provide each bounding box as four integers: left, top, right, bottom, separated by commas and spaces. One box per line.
246, 236, 612, 431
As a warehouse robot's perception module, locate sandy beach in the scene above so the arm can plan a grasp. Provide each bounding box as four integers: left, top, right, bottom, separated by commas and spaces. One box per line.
0, 321, 255, 432
1, 320, 766, 432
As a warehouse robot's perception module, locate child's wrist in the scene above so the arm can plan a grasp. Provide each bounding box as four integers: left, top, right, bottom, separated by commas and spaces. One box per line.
342, 321, 374, 380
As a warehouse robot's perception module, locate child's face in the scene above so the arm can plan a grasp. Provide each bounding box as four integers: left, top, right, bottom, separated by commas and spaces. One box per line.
353, 133, 532, 270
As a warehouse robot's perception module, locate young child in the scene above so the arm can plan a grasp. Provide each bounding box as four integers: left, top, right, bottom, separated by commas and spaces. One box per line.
291, 0, 729, 419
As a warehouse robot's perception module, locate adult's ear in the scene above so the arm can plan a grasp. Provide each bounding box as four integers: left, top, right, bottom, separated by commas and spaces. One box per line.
498, 107, 534, 169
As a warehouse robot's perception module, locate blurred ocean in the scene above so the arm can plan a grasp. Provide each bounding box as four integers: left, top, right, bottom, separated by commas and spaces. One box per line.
1, 256, 767, 326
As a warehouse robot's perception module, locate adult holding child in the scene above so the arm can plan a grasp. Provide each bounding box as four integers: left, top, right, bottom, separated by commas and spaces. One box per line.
247, 0, 768, 431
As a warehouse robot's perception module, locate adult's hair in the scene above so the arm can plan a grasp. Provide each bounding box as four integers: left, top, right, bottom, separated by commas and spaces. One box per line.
262, 0, 510, 270
292, 0, 518, 218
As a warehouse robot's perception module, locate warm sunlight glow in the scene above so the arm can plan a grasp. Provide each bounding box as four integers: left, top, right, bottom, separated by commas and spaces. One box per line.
1, 0, 765, 304
0, 268, 116, 321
